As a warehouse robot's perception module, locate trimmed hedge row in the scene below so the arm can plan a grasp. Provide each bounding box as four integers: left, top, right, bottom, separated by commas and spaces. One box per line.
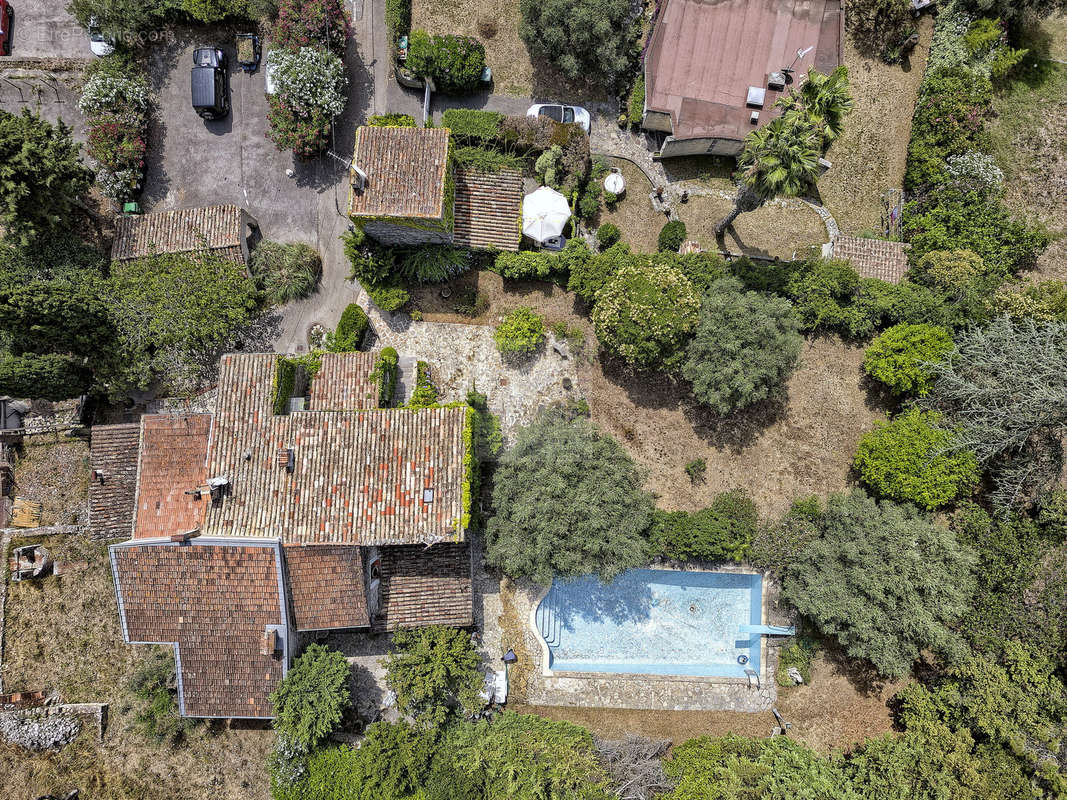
331, 304, 369, 352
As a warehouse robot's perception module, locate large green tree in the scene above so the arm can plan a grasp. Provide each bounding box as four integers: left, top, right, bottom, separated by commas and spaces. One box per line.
782, 491, 976, 679
0, 110, 93, 246
923, 315, 1067, 511
0, 277, 111, 357
383, 626, 482, 728
681, 277, 802, 414
269, 643, 351, 749
103, 250, 259, 398
518, 0, 635, 85
486, 414, 652, 584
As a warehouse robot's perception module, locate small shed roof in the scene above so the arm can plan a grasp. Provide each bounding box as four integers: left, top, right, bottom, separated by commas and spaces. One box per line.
453, 167, 522, 251
348, 127, 450, 220
111, 205, 247, 263
373, 542, 473, 631
89, 423, 141, 539
284, 545, 369, 631
831, 235, 910, 283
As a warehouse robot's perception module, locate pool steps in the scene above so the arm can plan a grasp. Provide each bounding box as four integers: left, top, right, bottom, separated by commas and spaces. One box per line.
739, 624, 795, 636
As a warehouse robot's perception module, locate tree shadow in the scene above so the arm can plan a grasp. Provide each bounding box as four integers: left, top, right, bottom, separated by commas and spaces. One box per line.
682, 392, 789, 453
542, 572, 656, 632
598, 354, 687, 413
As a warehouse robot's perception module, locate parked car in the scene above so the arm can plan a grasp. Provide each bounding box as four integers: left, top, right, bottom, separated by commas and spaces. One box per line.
527, 103, 591, 134
191, 47, 230, 120
0, 0, 12, 57
88, 16, 114, 57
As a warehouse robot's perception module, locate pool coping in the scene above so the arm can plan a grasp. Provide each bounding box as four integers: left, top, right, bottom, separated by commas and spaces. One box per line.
528, 564, 771, 688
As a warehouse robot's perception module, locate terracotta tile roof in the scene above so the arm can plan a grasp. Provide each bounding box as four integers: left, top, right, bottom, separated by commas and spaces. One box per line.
308, 352, 379, 411
348, 127, 450, 220
202, 353, 468, 546
111, 205, 247, 263
89, 423, 140, 539
452, 167, 522, 251
110, 539, 288, 718
133, 414, 211, 540
284, 545, 369, 631
645, 0, 843, 142
831, 235, 910, 283
373, 542, 473, 631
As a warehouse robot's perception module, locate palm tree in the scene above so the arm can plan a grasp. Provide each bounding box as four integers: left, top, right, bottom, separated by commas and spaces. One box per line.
776, 65, 854, 147
715, 112, 821, 236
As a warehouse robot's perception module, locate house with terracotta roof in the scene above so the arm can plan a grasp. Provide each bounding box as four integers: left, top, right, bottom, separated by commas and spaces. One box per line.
101, 351, 475, 718
348, 125, 521, 251
642, 0, 843, 158
111, 204, 259, 264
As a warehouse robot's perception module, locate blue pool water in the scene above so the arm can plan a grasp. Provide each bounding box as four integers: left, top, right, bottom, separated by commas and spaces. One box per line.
535, 569, 762, 678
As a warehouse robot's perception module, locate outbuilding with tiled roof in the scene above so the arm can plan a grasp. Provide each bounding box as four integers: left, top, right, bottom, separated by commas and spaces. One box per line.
452, 167, 522, 252
89, 423, 141, 539
111, 205, 257, 264
824, 234, 911, 284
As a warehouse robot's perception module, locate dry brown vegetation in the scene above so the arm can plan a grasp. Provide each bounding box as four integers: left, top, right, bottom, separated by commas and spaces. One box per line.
12, 436, 90, 526
681, 195, 828, 260
0, 535, 272, 800
513, 652, 903, 755
816, 15, 934, 234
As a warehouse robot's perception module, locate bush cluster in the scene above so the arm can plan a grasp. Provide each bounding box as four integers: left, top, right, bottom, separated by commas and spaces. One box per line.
518, 0, 637, 86
342, 231, 410, 313
266, 46, 348, 157
273, 0, 348, 55
493, 306, 545, 358
407, 31, 486, 95
648, 489, 758, 563
657, 220, 687, 253
371, 347, 399, 406
78, 58, 150, 202
596, 223, 621, 250
862, 323, 954, 396
328, 303, 368, 352
385, 0, 410, 46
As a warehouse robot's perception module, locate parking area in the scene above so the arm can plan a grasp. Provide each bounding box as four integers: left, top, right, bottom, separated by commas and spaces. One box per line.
6, 0, 88, 60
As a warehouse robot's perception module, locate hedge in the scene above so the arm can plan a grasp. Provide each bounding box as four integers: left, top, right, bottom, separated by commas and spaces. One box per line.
385, 0, 411, 46
627, 75, 645, 126
331, 304, 369, 352
0, 353, 89, 401
491, 251, 558, 280
648, 489, 758, 562
372, 347, 400, 407
441, 109, 504, 144
367, 113, 416, 127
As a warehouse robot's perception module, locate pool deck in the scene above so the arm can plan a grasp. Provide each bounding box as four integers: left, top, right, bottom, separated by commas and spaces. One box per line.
505, 563, 785, 712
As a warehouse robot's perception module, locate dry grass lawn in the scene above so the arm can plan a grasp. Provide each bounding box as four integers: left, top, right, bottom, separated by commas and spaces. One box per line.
596, 159, 661, 253
816, 16, 934, 234
514, 651, 903, 755
681, 195, 829, 260
13, 436, 90, 526
0, 535, 272, 800
411, 0, 610, 100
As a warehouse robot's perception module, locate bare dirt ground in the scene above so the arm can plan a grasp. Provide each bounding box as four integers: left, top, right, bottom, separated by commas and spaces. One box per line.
513, 651, 903, 755
584, 336, 891, 518
986, 60, 1067, 281
816, 16, 934, 235
411, 0, 611, 100
12, 436, 90, 526
0, 535, 272, 800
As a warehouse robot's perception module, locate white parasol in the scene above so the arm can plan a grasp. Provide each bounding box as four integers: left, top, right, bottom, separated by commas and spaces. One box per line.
522, 186, 571, 243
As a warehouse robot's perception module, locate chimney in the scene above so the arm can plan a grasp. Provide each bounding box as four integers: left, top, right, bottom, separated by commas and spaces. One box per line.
261, 628, 278, 656
277, 448, 294, 474
91, 469, 107, 483
170, 529, 200, 544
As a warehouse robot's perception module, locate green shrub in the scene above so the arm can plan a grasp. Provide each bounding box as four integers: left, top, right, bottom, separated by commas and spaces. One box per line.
667, 251, 730, 295
682, 277, 803, 414
494, 306, 545, 357
0, 353, 90, 400
844, 0, 912, 55
783, 490, 976, 679
776, 639, 816, 687
407, 360, 439, 408
368, 282, 410, 313
863, 323, 954, 396
371, 347, 400, 406
854, 409, 980, 510
384, 626, 483, 728
385, 0, 411, 45
250, 241, 322, 305
269, 643, 351, 749
399, 246, 471, 284
127, 651, 193, 744
592, 261, 701, 369
627, 75, 645, 125
648, 489, 757, 563
367, 113, 416, 127
328, 303, 369, 352
441, 109, 504, 143
487, 414, 653, 584
407, 31, 486, 95
596, 223, 621, 250
491, 250, 558, 280
567, 242, 635, 303
518, 0, 636, 84
685, 457, 706, 483
657, 220, 687, 252
453, 145, 523, 172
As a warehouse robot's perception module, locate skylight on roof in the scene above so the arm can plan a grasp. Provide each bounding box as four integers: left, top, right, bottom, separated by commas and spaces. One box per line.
423, 488, 435, 504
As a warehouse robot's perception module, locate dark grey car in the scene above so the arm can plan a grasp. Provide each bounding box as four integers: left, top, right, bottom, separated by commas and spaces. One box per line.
192, 47, 230, 120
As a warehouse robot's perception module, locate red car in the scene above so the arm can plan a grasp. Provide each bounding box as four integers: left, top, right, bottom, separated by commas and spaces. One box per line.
0, 1, 11, 57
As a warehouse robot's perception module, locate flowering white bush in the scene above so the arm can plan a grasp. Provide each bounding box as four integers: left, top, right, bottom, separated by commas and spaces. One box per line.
96, 167, 142, 199
946, 150, 1004, 194
271, 47, 348, 117
78, 74, 150, 115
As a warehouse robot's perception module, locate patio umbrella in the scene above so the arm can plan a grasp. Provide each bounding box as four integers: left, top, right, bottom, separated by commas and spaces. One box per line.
522, 186, 571, 243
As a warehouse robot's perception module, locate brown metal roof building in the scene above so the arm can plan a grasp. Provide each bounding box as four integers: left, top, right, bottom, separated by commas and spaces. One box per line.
106, 350, 475, 717
111, 205, 256, 263
643, 0, 843, 158
824, 234, 911, 283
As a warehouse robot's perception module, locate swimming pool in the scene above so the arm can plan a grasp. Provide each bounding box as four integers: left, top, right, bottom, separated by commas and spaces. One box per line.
533, 569, 762, 678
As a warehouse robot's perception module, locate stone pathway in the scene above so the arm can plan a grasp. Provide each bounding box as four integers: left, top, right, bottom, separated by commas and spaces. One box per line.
354, 282, 580, 440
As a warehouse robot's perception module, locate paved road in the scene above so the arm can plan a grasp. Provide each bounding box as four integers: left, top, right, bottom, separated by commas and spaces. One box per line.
7, 0, 89, 60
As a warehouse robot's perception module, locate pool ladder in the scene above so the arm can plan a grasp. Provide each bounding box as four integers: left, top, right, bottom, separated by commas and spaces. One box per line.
536, 592, 563, 647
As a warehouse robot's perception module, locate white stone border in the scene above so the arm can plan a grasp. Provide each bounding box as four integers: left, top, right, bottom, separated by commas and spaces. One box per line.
526, 564, 771, 686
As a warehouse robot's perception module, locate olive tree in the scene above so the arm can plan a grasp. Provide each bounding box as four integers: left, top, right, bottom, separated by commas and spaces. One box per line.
518, 0, 636, 85
681, 277, 803, 414
486, 414, 653, 584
